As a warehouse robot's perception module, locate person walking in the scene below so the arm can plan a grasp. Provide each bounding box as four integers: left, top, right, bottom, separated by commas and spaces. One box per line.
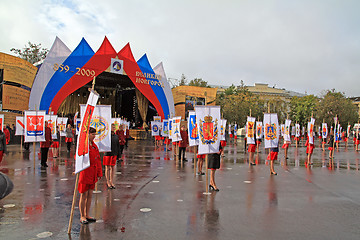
78, 127, 102, 224
104, 124, 119, 189
116, 124, 126, 160
179, 125, 188, 161
40, 121, 52, 168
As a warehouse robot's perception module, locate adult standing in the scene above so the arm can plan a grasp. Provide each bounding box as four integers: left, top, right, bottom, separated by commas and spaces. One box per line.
65, 124, 73, 152
116, 124, 126, 160
0, 129, 7, 164
40, 121, 52, 168
104, 124, 119, 189
3, 127, 10, 145
78, 127, 102, 224
179, 125, 188, 161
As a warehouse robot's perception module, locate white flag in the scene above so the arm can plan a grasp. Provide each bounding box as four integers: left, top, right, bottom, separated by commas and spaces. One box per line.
57, 117, 68, 137
195, 106, 221, 154
162, 120, 169, 137
168, 118, 173, 140
280, 124, 285, 137
24, 110, 46, 142
75, 118, 81, 135
171, 117, 182, 142
151, 121, 160, 136
80, 105, 111, 152
45, 115, 58, 139
322, 123, 328, 138
307, 118, 315, 145
263, 113, 279, 149
256, 121, 263, 139
246, 116, 256, 145
220, 119, 227, 141
284, 119, 291, 142
295, 124, 300, 137
15, 116, 25, 136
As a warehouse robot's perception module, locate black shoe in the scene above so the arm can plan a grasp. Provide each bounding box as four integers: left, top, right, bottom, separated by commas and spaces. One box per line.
209, 185, 220, 191
250, 162, 256, 166
41, 164, 48, 168
271, 172, 277, 175
86, 217, 96, 222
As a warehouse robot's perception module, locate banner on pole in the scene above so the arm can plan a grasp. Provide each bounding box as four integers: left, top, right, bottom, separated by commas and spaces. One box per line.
195, 106, 220, 154
284, 119, 291, 142
187, 111, 199, 146
256, 121, 263, 139
246, 116, 256, 145
45, 115, 58, 139
162, 120, 169, 137
322, 123, 328, 138
264, 113, 279, 149
57, 117, 68, 137
15, 116, 25, 136
75, 118, 81, 135
295, 124, 300, 137
151, 121, 160, 136
24, 110, 46, 142
80, 105, 111, 152
307, 118, 315, 144
75, 90, 99, 174
168, 118, 173, 140
220, 119, 227, 141
171, 117, 182, 142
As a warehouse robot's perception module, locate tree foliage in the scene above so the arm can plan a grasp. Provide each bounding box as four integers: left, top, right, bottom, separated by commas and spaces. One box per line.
188, 78, 209, 87
289, 95, 318, 126
11, 41, 49, 64
315, 89, 358, 127
178, 74, 187, 86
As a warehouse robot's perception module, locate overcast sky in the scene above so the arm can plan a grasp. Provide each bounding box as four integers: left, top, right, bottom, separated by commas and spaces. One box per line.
1, 0, 359, 97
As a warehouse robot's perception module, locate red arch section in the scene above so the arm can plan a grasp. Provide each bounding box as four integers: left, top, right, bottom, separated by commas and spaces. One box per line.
50, 37, 117, 114
117, 43, 164, 119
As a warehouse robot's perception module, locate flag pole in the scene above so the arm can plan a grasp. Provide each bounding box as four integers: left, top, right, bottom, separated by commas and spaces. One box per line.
68, 76, 96, 235
204, 94, 209, 194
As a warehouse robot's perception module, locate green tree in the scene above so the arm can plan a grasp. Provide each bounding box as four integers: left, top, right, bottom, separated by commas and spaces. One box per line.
217, 84, 264, 126
11, 41, 49, 64
289, 95, 318, 126
178, 74, 187, 86
188, 78, 209, 87
316, 89, 358, 127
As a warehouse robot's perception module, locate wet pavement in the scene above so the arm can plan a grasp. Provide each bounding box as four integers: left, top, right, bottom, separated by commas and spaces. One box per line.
1, 139, 360, 239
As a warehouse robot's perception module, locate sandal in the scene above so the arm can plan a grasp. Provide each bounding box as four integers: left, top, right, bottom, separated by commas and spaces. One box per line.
86, 217, 96, 222
80, 219, 88, 224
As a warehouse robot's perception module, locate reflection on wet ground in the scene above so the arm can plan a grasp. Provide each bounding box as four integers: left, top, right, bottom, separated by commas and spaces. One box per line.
1, 139, 360, 239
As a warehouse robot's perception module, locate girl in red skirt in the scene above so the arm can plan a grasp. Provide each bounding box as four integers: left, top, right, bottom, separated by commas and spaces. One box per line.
78, 127, 102, 224
197, 154, 205, 175
327, 129, 334, 159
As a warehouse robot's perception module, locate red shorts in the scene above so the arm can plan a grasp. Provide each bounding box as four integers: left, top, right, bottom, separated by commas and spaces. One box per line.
356, 140, 360, 145
344, 138, 348, 142
164, 138, 171, 144
270, 152, 278, 161
155, 136, 162, 140
318, 136, 322, 139
234, 136, 237, 139
221, 140, 227, 147
51, 142, 59, 148
103, 155, 117, 166
294, 137, 299, 141
197, 154, 205, 159
230, 134, 233, 138
248, 144, 256, 153
328, 147, 334, 151
65, 137, 73, 143
256, 141, 261, 145
306, 144, 314, 154
78, 183, 95, 194
282, 143, 290, 149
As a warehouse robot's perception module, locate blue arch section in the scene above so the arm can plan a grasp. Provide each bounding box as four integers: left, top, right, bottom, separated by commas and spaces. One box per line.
39, 38, 95, 112
137, 54, 169, 119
